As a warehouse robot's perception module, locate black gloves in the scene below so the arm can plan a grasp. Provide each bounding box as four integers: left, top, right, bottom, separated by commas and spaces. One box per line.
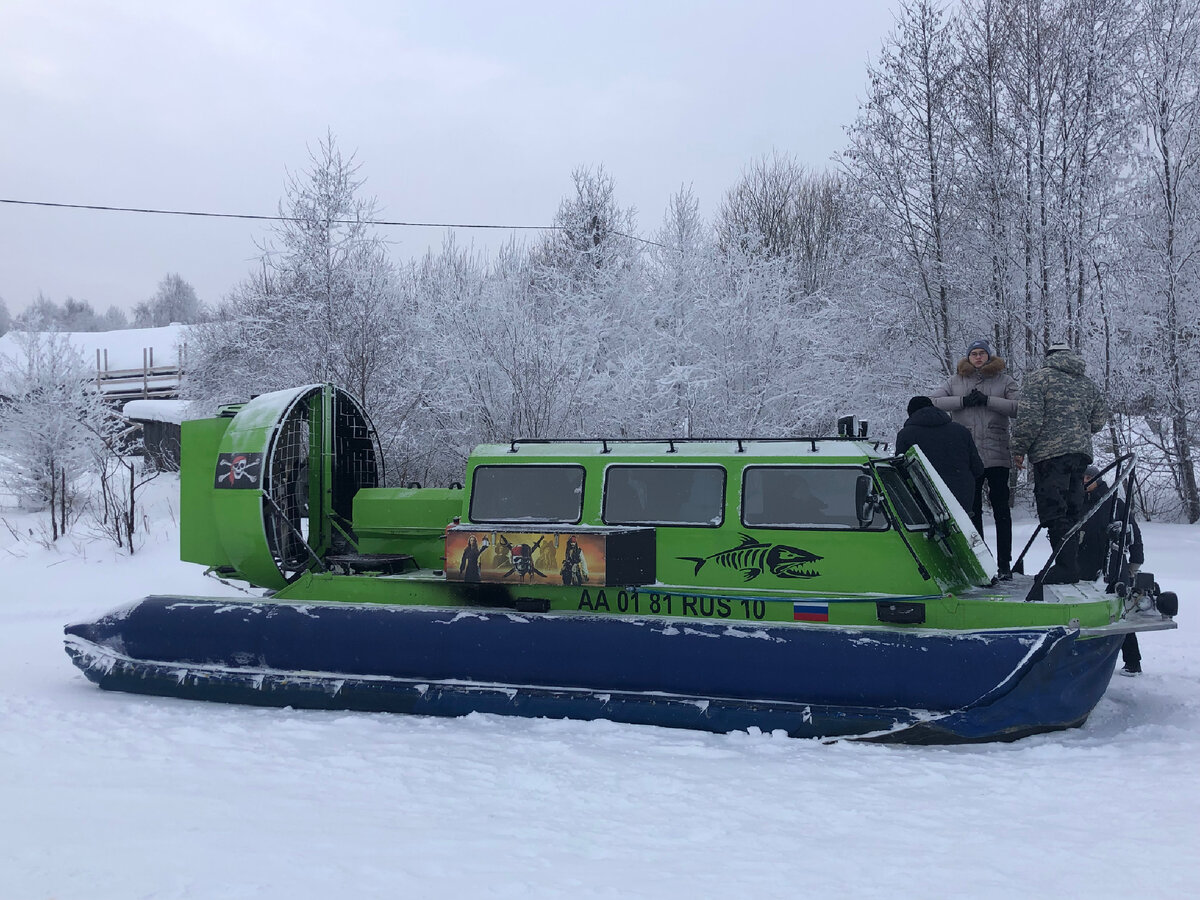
963, 389, 988, 408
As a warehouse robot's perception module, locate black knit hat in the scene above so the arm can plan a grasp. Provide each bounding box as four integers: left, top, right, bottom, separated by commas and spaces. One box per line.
907, 395, 933, 416
967, 339, 991, 358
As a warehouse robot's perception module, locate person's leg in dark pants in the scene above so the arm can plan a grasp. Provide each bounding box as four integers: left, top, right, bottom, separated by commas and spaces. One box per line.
970, 476, 986, 535
1033, 454, 1088, 584
1121, 633, 1142, 675
983, 466, 1012, 574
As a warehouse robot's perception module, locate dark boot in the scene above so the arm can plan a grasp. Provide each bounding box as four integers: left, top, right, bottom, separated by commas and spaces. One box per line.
1120, 633, 1142, 675
994, 509, 1013, 576
996, 527, 1013, 578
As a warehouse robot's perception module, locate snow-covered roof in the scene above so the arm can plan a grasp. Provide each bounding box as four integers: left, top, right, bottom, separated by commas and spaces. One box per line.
0, 324, 186, 372
122, 399, 192, 424
0, 325, 187, 398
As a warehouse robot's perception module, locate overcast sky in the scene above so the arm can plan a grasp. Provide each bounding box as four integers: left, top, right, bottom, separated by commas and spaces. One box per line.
0, 0, 900, 315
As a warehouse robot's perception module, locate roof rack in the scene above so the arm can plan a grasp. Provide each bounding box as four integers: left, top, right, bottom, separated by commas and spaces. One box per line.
505, 436, 879, 453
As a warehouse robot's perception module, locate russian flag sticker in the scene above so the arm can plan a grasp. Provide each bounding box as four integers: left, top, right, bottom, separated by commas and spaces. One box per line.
793, 601, 829, 622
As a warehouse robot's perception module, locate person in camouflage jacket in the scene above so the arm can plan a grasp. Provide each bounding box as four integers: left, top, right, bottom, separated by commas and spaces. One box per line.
1012, 343, 1108, 584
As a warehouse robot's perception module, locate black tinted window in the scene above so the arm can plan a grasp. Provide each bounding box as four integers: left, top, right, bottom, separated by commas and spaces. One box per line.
743, 466, 887, 530
469, 465, 584, 523
876, 465, 930, 529
603, 465, 725, 526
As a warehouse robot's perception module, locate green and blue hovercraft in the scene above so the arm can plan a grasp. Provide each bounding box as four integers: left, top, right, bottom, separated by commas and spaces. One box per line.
65, 384, 1178, 743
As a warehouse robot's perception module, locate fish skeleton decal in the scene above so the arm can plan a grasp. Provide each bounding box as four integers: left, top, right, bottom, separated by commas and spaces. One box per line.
679, 534, 823, 581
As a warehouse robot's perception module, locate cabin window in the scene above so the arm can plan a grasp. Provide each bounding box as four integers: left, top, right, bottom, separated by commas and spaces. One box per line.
742, 466, 888, 530
469, 465, 585, 524
875, 465, 930, 530
602, 465, 725, 527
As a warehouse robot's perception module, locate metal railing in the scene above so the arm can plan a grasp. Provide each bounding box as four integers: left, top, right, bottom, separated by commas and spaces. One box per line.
94, 343, 186, 399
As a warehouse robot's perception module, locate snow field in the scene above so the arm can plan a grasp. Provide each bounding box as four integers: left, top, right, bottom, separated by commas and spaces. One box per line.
1, 478, 1197, 899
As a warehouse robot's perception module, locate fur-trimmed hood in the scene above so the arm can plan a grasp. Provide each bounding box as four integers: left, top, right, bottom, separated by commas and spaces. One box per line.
955, 355, 1008, 378
929, 357, 1020, 468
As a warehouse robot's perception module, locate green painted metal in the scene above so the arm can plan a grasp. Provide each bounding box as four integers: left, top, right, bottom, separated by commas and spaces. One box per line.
460, 440, 990, 599
312, 387, 331, 561
178, 407, 1123, 635
353, 487, 464, 566
270, 570, 1121, 631
177, 385, 331, 589
216, 386, 321, 589
179, 417, 233, 569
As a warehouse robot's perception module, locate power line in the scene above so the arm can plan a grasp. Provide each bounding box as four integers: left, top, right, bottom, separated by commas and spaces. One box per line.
0, 196, 551, 229
0, 197, 669, 249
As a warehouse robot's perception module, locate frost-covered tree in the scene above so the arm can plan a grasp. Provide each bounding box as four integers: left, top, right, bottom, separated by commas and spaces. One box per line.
60, 298, 101, 332
717, 152, 811, 260
535, 165, 640, 283
0, 330, 108, 539
843, 0, 965, 373
716, 154, 848, 299
133, 274, 205, 327
423, 235, 599, 444
0, 297, 10, 336
187, 133, 419, 478
640, 185, 717, 437
1126, 0, 1200, 520
702, 249, 807, 434
85, 411, 158, 555
527, 165, 646, 435
949, 0, 1136, 370
100, 305, 129, 331
14, 294, 55, 331
955, 0, 1024, 355
14, 294, 98, 332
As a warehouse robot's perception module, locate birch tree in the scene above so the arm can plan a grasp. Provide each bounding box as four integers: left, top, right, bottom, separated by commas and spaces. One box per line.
1129, 0, 1200, 520
186, 134, 414, 449
642, 186, 716, 437
843, 0, 964, 373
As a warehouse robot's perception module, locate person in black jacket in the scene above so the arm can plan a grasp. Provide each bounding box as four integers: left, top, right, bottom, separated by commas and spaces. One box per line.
896, 396, 984, 511
1078, 464, 1146, 675
1078, 466, 1143, 582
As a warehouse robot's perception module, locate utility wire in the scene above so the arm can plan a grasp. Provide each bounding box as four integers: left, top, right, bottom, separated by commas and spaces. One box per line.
0, 197, 669, 249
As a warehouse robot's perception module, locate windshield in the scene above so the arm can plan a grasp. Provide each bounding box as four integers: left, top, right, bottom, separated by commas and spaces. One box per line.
875, 464, 931, 530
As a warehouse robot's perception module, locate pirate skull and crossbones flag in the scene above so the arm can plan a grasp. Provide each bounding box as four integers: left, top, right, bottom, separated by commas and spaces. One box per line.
214, 452, 263, 489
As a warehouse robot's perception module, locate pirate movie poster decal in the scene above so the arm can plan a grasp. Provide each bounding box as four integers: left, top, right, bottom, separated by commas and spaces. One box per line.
214, 452, 264, 489
445, 529, 609, 585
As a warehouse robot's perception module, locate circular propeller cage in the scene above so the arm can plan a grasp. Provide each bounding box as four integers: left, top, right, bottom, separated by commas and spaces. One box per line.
261, 386, 382, 582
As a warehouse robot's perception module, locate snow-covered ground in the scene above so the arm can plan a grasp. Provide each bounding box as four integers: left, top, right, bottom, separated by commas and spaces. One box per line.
2, 477, 1197, 899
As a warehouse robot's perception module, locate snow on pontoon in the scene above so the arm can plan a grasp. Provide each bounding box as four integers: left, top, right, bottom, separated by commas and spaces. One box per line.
65, 385, 1178, 743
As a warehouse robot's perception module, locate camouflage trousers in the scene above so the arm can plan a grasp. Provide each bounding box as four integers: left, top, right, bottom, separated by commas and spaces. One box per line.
1032, 452, 1090, 532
